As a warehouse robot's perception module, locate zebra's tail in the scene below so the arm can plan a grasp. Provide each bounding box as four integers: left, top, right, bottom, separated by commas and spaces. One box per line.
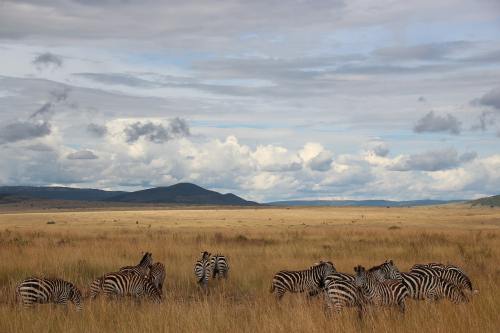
269, 282, 275, 293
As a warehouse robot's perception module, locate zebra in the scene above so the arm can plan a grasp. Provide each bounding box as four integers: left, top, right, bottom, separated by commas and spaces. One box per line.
270, 261, 336, 300
119, 252, 153, 277
374, 261, 467, 303
149, 262, 166, 293
410, 263, 477, 296
16, 277, 83, 310
210, 254, 229, 279
194, 251, 212, 288
97, 271, 162, 303
354, 265, 408, 313
323, 273, 366, 318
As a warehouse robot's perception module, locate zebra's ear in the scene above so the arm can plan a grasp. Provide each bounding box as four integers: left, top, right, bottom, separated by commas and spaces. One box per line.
389, 260, 394, 265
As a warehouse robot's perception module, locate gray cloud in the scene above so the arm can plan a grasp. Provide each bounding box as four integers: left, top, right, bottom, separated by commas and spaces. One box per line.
30, 88, 71, 119
25, 143, 54, 152
373, 144, 389, 157
413, 111, 461, 135
375, 41, 471, 61
475, 87, 500, 111
32, 52, 63, 69
471, 111, 496, 131
124, 118, 190, 144
308, 151, 333, 172
67, 150, 98, 160
0, 121, 51, 144
87, 123, 108, 137
75, 73, 160, 88
389, 148, 474, 172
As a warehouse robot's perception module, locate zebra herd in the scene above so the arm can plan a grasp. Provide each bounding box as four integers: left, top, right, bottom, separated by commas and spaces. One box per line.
270, 260, 478, 317
15, 251, 228, 309
15, 252, 476, 318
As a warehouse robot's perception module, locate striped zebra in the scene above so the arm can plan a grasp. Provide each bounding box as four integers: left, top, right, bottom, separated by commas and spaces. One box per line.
16, 277, 83, 310
270, 261, 336, 300
119, 252, 153, 277
210, 254, 229, 279
374, 261, 467, 303
149, 262, 166, 293
410, 263, 477, 296
354, 265, 408, 313
194, 251, 212, 288
95, 271, 162, 303
323, 273, 366, 318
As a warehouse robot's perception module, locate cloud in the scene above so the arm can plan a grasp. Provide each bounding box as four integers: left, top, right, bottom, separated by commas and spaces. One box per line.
124, 118, 190, 144
75, 73, 159, 88
87, 123, 108, 137
32, 52, 63, 69
375, 41, 471, 61
475, 87, 500, 110
413, 111, 461, 135
308, 151, 333, 171
389, 148, 475, 172
67, 150, 98, 160
471, 111, 496, 131
30, 88, 71, 119
372, 144, 390, 157
0, 121, 51, 144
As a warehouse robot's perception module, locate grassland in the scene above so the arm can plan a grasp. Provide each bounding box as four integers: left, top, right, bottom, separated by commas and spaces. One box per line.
0, 205, 499, 332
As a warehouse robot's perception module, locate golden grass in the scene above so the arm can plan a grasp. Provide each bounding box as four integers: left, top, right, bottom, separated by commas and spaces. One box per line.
0, 205, 499, 332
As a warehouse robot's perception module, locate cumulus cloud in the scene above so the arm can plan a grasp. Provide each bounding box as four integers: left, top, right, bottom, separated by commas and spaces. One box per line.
32, 52, 63, 69
87, 123, 108, 137
0, 121, 51, 144
124, 118, 190, 144
67, 150, 98, 160
413, 111, 462, 135
389, 148, 475, 172
308, 151, 333, 171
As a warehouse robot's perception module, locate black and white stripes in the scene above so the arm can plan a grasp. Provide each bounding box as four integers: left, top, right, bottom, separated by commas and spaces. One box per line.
99, 271, 162, 303
270, 261, 336, 299
16, 277, 83, 310
194, 251, 212, 288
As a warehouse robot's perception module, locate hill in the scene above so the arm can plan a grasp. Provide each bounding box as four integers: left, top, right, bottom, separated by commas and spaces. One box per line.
267, 199, 463, 207
0, 186, 124, 201
0, 183, 258, 206
105, 183, 258, 206
469, 195, 500, 207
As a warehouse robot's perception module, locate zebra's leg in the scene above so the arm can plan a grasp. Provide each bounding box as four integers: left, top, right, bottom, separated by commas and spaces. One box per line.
397, 299, 406, 313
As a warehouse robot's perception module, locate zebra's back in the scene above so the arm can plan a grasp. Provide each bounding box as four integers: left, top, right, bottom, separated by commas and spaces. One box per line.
101, 271, 162, 303
194, 258, 211, 287
410, 263, 475, 294
16, 277, 82, 310
210, 254, 229, 279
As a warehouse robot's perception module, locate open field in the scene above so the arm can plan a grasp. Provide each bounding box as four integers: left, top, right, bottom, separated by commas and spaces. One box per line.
0, 205, 499, 332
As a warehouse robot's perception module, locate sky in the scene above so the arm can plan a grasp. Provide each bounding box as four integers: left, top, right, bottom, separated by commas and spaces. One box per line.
0, 0, 499, 202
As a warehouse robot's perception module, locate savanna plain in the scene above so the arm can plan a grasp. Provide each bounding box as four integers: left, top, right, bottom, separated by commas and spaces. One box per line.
0, 205, 499, 332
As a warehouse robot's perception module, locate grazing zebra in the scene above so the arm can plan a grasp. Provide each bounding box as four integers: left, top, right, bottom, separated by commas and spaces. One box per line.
194, 251, 212, 288
149, 262, 166, 292
97, 271, 162, 303
270, 261, 336, 300
210, 254, 229, 279
16, 277, 83, 310
374, 261, 467, 303
119, 252, 153, 277
410, 263, 477, 296
323, 273, 366, 318
354, 265, 408, 313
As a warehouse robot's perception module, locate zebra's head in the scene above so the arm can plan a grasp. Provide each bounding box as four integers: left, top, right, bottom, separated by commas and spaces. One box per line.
316, 260, 336, 276
201, 251, 211, 260
354, 265, 367, 287
369, 260, 402, 282
139, 252, 153, 267
70, 285, 83, 311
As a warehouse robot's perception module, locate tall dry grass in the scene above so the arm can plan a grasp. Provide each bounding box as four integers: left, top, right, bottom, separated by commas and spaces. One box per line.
0, 206, 499, 332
